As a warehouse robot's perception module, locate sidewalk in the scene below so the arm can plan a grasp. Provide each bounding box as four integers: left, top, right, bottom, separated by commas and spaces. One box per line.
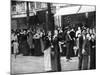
11, 55, 78, 74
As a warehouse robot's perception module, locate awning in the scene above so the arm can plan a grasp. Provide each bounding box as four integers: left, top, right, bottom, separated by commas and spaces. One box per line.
17, 0, 96, 5
54, 5, 96, 16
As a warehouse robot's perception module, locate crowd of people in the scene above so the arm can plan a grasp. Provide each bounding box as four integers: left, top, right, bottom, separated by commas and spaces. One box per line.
11, 24, 96, 72
11, 28, 44, 56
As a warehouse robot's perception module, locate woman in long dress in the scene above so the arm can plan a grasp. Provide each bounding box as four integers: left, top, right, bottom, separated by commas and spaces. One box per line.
13, 33, 19, 58
43, 31, 52, 72
21, 30, 30, 56
33, 31, 42, 56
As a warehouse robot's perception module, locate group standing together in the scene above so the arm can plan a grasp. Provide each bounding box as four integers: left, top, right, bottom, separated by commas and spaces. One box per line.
43, 26, 96, 71
11, 25, 96, 72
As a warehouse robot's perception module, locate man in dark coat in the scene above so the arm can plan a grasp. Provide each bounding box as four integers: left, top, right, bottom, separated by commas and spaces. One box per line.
90, 34, 96, 69
51, 30, 61, 72
78, 30, 90, 70
69, 28, 75, 57
65, 30, 72, 61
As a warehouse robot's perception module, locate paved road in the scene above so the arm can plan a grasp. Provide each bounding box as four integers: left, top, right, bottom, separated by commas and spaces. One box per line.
11, 55, 79, 74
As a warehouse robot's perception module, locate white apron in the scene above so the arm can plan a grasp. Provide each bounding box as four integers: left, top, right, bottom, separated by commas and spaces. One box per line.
44, 47, 52, 71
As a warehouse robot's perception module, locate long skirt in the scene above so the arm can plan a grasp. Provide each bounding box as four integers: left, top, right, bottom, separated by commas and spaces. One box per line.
34, 39, 42, 56
13, 42, 19, 54
44, 47, 52, 71
21, 41, 30, 56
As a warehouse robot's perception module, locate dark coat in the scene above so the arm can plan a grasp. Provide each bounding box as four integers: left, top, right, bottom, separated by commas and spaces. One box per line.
44, 36, 51, 50
79, 36, 84, 56
79, 36, 90, 56
69, 31, 75, 40
78, 36, 90, 70
51, 36, 61, 72
65, 33, 71, 59
83, 38, 90, 56
90, 39, 96, 69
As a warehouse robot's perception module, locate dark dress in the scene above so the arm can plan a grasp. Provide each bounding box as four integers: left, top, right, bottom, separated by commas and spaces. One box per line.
90, 39, 96, 69
34, 37, 42, 56
18, 34, 24, 54
22, 34, 30, 56
51, 36, 61, 72
18, 34, 30, 56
